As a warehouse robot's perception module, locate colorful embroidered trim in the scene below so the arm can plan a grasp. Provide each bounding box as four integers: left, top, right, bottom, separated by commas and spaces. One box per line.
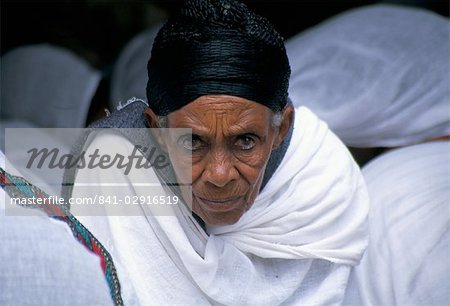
0, 167, 123, 306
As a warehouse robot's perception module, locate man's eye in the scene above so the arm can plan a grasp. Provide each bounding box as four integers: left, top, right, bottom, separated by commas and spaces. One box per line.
178, 135, 203, 151
235, 135, 256, 150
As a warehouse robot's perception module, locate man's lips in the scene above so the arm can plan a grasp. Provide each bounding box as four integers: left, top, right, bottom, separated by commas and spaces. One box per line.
195, 196, 243, 212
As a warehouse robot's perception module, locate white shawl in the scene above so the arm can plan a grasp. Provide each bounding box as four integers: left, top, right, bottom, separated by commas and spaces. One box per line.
344, 141, 450, 305
286, 5, 449, 147
72, 106, 369, 305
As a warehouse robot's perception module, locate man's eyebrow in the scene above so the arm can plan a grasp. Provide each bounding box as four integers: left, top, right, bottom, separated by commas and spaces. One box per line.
227, 121, 267, 136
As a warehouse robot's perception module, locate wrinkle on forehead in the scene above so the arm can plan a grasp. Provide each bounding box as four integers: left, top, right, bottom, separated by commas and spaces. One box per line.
167, 95, 274, 137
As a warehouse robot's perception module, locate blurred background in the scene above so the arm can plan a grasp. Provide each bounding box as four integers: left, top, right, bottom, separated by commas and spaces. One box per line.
1, 4, 448, 305
2, 0, 447, 125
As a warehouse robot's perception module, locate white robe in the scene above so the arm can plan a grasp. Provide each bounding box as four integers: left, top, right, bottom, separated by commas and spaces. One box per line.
71, 106, 369, 305
0, 151, 113, 306
286, 4, 449, 147
344, 141, 450, 305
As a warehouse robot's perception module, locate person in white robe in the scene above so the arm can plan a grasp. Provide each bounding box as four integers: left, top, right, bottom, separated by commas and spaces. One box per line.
286, 4, 449, 149
344, 141, 450, 305
1, 44, 101, 195
65, 0, 370, 305
0, 150, 113, 306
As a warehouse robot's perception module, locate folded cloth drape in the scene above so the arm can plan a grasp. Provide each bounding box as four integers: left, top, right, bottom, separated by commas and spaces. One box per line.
72, 106, 369, 305
344, 141, 450, 305
286, 4, 449, 147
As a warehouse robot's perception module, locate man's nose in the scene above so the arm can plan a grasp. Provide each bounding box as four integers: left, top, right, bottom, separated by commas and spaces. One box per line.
202, 149, 239, 188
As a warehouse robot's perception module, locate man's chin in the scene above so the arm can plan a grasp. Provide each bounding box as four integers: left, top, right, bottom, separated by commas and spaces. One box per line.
192, 199, 254, 226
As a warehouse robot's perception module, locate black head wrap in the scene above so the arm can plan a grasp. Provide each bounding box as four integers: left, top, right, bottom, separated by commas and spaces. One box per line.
146, 0, 291, 115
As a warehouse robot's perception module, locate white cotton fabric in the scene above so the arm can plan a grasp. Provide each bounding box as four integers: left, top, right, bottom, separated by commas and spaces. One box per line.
344, 141, 450, 305
0, 151, 113, 306
110, 24, 163, 110
0, 44, 101, 128
72, 106, 369, 305
286, 5, 450, 147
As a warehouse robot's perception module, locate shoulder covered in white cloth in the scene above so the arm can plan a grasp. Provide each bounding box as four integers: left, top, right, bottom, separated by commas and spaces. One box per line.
0, 151, 113, 306
72, 106, 369, 305
345, 141, 450, 305
286, 4, 449, 147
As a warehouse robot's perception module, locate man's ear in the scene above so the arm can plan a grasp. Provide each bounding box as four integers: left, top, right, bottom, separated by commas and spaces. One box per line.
144, 108, 168, 152
272, 104, 294, 149
144, 107, 160, 128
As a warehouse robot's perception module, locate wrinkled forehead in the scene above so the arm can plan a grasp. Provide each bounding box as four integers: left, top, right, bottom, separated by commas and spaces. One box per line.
166, 95, 275, 130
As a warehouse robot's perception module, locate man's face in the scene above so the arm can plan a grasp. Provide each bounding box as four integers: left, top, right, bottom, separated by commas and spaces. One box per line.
161, 95, 288, 226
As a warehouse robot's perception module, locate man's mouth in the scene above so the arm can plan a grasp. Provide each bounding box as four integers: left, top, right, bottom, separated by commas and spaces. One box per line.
196, 196, 243, 212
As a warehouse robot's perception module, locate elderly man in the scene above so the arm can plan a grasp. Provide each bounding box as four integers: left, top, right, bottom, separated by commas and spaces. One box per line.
65, 0, 369, 305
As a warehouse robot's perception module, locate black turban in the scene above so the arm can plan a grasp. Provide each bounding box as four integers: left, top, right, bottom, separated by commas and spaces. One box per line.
146, 0, 291, 116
